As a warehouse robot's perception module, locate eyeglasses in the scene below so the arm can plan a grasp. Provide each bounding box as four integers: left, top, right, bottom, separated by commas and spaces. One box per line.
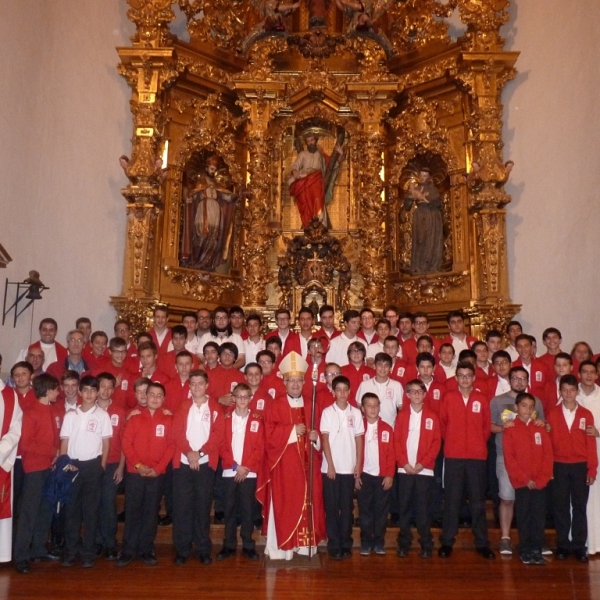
407, 389, 425, 396
456, 373, 474, 379
68, 338, 84, 344
510, 376, 528, 382
233, 395, 251, 400
325, 372, 341, 377
214, 315, 228, 321
258, 360, 272, 365
493, 360, 510, 366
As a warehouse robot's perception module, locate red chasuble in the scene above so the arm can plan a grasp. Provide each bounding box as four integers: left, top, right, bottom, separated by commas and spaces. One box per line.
0, 388, 16, 519
263, 394, 326, 550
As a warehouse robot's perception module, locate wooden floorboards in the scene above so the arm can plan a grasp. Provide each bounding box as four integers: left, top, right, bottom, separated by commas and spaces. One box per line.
3, 545, 599, 600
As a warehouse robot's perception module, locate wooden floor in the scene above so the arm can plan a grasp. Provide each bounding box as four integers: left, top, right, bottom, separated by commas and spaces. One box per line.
3, 533, 600, 600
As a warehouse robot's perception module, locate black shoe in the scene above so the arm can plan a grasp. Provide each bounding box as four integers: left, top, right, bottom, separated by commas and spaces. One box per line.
328, 550, 343, 561
140, 552, 158, 566
31, 553, 59, 562
198, 553, 213, 565
520, 553, 531, 565
556, 548, 569, 560
431, 518, 443, 529
214, 511, 225, 524
243, 548, 260, 561
216, 547, 236, 561
173, 554, 187, 565
254, 517, 263, 530
47, 547, 62, 560
396, 547, 408, 558
61, 555, 77, 567
421, 548, 432, 559
530, 553, 547, 566
438, 545, 453, 558
81, 557, 96, 568
158, 515, 172, 527
390, 513, 400, 527
574, 550, 589, 563
117, 510, 125, 523
476, 547, 496, 560
15, 561, 30, 574
341, 549, 352, 559
104, 548, 118, 561
116, 553, 133, 567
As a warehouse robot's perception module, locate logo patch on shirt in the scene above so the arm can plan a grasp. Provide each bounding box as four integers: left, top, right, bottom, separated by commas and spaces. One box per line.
347, 416, 355, 428
425, 418, 433, 430
381, 430, 389, 443
386, 389, 394, 400
535, 371, 542, 382
156, 424, 165, 437
535, 432, 542, 445
268, 388, 276, 398
363, 374, 370, 381
230, 382, 238, 392
319, 373, 325, 383
201, 411, 210, 422
110, 414, 119, 427
250, 420, 259, 433
580, 418, 586, 430
256, 399, 265, 410
433, 390, 440, 400
121, 380, 128, 391
55, 416, 61, 429
472, 401, 481, 413
86, 419, 98, 433
397, 367, 405, 377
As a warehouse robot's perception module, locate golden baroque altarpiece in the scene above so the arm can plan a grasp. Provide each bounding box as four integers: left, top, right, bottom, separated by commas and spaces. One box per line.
112, 0, 521, 337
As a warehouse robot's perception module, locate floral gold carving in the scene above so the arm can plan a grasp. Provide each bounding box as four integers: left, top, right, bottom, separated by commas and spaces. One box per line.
393, 272, 468, 305
163, 266, 237, 301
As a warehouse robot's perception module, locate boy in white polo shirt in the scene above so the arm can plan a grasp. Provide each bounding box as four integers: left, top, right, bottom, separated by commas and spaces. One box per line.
320, 375, 364, 560
59, 375, 112, 568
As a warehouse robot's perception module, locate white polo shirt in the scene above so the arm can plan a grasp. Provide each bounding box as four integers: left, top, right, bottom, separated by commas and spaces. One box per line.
60, 405, 112, 461
320, 403, 365, 474
243, 337, 265, 368
363, 421, 380, 476
222, 412, 258, 479
397, 406, 433, 477
181, 400, 212, 465
356, 377, 403, 428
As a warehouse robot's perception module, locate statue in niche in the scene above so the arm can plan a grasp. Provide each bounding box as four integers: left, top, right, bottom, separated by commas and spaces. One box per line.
241, 0, 301, 53
335, 0, 394, 56
404, 167, 443, 273
180, 155, 238, 271
288, 131, 345, 230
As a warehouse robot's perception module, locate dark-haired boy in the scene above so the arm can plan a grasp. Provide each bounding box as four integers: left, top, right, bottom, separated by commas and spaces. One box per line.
158, 325, 199, 380
148, 305, 171, 358
326, 310, 366, 367
538, 327, 563, 374
59, 375, 112, 567
440, 311, 477, 355
13, 373, 60, 574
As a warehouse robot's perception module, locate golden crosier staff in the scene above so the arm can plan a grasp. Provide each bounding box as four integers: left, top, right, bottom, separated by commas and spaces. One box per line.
308, 362, 319, 560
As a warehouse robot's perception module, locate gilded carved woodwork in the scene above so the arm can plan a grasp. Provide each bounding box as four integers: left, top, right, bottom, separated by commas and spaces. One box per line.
114, 0, 521, 332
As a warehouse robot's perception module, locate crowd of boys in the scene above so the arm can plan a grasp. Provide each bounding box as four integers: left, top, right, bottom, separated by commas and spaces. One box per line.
0, 304, 599, 573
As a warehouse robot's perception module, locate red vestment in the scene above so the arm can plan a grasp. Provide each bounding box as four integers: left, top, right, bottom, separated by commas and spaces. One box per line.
289, 170, 326, 229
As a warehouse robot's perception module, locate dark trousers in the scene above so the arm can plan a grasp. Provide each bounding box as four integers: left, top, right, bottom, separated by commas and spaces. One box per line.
441, 458, 489, 548
514, 486, 545, 555
159, 461, 173, 517
486, 435, 500, 519
322, 473, 354, 553
356, 472, 390, 549
12, 458, 25, 544
222, 476, 257, 550
553, 462, 589, 552
96, 462, 119, 551
64, 457, 103, 560
122, 472, 163, 556
13, 469, 53, 562
397, 473, 434, 551
431, 445, 445, 521
213, 459, 225, 514
173, 463, 216, 557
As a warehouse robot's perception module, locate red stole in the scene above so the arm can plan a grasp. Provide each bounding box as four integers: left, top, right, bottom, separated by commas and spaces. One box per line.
0, 388, 16, 518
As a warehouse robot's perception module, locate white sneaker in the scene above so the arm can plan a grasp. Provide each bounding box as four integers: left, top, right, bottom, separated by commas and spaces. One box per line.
541, 546, 553, 556
499, 538, 512, 555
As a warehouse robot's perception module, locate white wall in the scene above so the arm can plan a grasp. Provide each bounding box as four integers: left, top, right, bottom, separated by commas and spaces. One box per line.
503, 0, 600, 352
0, 1, 132, 365
1, 0, 599, 369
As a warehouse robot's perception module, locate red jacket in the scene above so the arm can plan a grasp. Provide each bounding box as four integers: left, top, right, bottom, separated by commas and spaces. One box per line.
46, 358, 90, 382
123, 343, 140, 373
503, 418, 553, 489
209, 365, 246, 401
172, 397, 224, 470
82, 343, 108, 373
543, 379, 561, 414
422, 380, 447, 414
258, 371, 286, 400
439, 334, 478, 350
148, 328, 172, 357
29, 340, 67, 365
440, 389, 490, 460
20, 402, 59, 473
360, 417, 395, 478
92, 361, 134, 410
389, 358, 409, 386
341, 363, 375, 406
401, 336, 442, 365
106, 403, 127, 464
394, 405, 441, 471
250, 389, 271, 415
164, 378, 192, 414
547, 403, 598, 479
157, 350, 200, 381
16, 388, 37, 412
357, 330, 379, 345
265, 330, 301, 358
121, 407, 174, 474
444, 375, 488, 396
313, 327, 340, 342
538, 352, 560, 375
513, 357, 551, 403
220, 411, 265, 474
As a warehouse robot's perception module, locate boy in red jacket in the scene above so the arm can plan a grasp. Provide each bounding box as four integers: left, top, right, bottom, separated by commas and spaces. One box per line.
503, 392, 553, 565
356, 392, 395, 556
217, 383, 264, 561
547, 374, 598, 562
13, 373, 60, 574
394, 380, 441, 558
172, 370, 224, 566
118, 382, 174, 567
438, 362, 494, 559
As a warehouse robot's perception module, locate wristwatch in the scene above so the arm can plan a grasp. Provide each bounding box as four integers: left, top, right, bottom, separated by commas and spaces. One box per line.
199, 451, 206, 458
